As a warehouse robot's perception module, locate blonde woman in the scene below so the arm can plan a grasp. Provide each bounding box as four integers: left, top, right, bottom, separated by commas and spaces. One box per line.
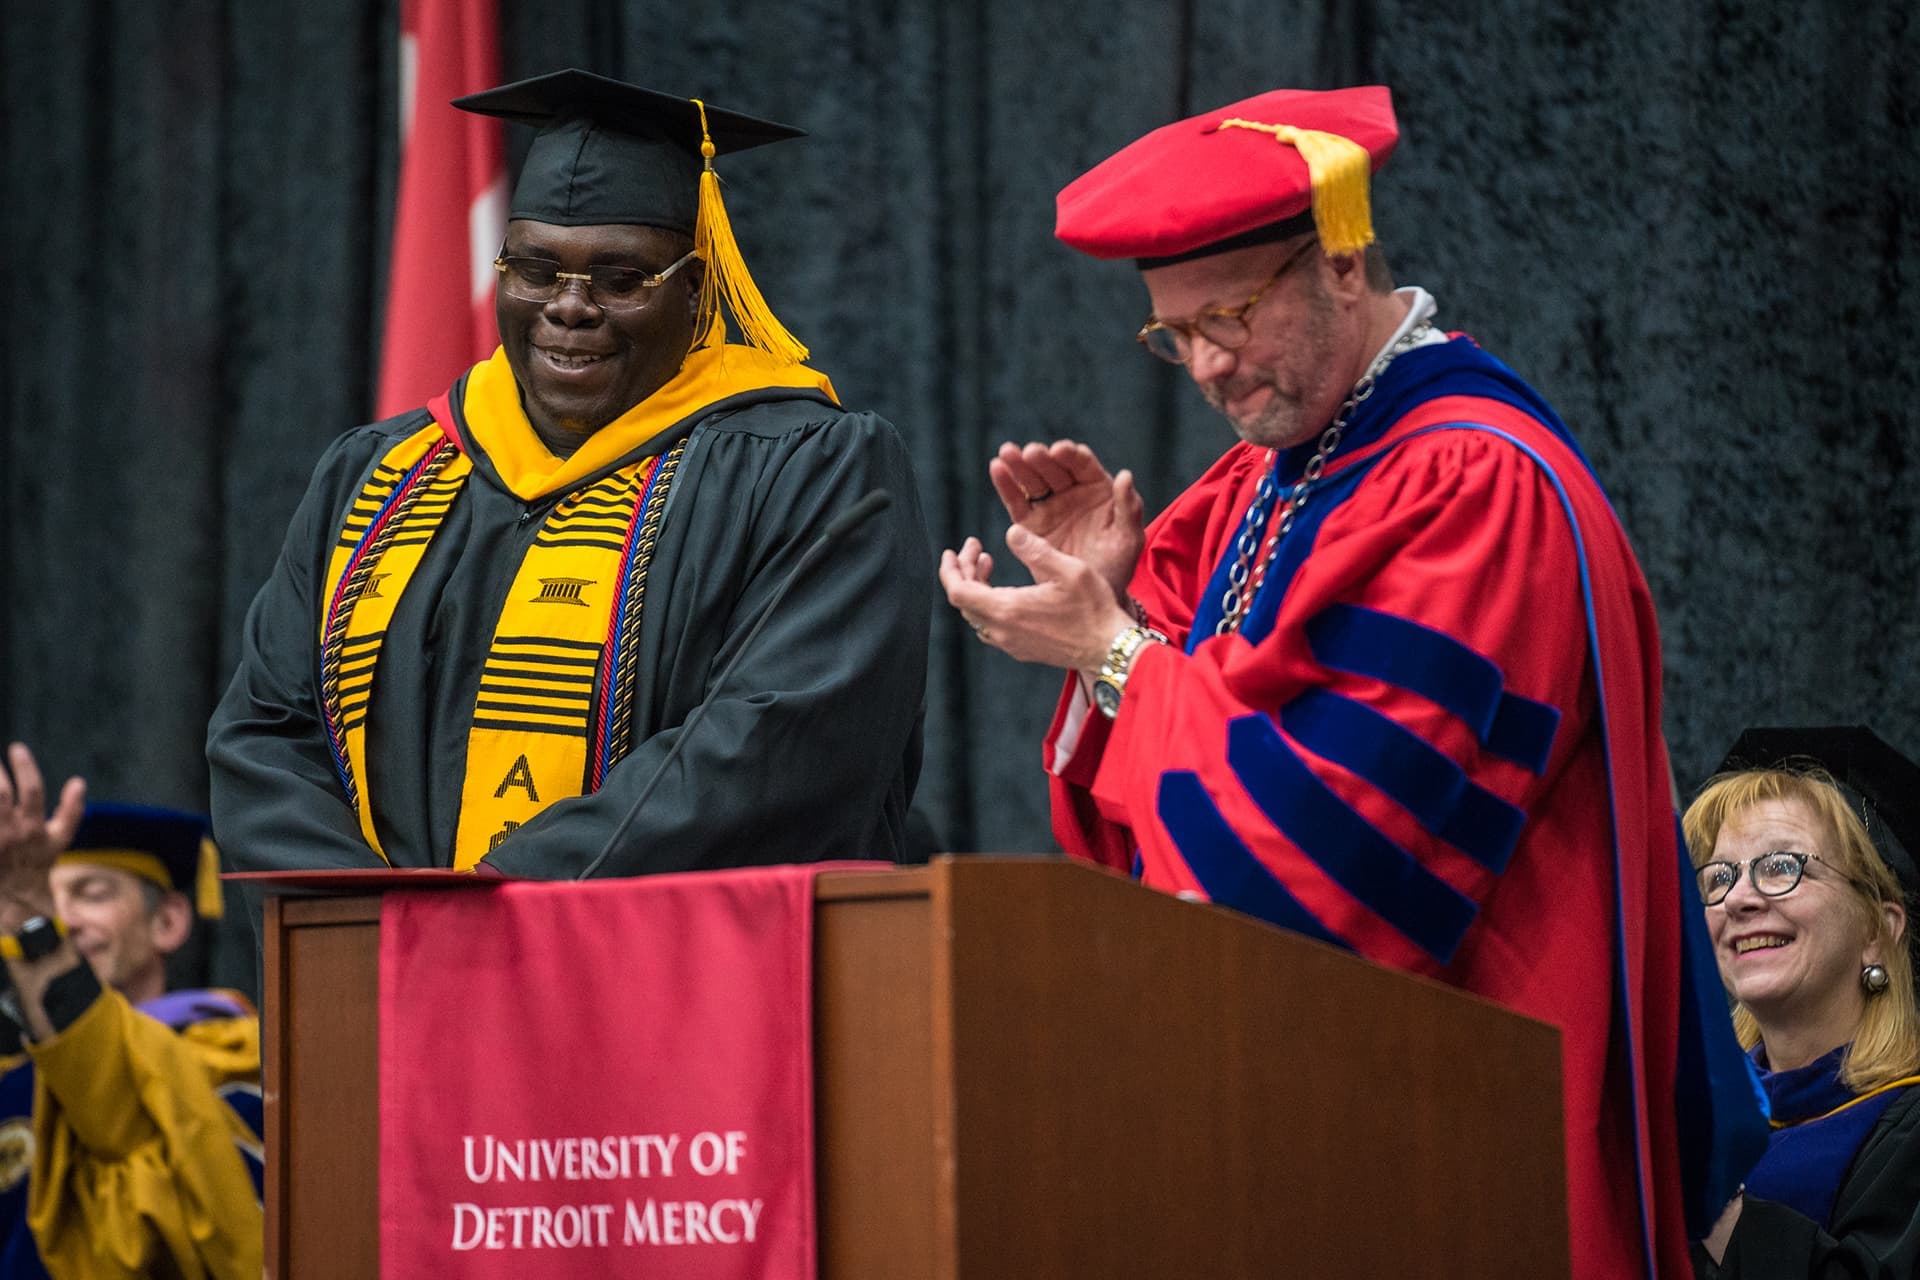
1687, 763, 1920, 1278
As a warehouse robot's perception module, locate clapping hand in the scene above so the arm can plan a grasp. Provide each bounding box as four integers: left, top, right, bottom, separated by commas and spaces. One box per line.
943, 439, 1145, 674
987, 441, 1145, 599
0, 744, 84, 931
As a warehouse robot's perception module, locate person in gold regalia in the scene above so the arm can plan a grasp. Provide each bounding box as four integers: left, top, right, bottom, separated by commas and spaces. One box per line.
0, 743, 261, 1279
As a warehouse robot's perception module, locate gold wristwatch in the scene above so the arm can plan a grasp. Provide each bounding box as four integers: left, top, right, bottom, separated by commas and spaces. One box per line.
1091, 624, 1168, 719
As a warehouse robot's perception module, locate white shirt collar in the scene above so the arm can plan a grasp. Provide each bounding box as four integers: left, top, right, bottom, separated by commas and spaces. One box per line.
1367, 286, 1442, 368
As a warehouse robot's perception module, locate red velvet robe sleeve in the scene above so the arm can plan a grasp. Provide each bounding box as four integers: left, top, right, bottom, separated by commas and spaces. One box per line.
1045, 443, 1268, 870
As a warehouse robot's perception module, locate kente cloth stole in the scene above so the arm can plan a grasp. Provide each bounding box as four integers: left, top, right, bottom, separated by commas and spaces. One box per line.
319, 423, 684, 867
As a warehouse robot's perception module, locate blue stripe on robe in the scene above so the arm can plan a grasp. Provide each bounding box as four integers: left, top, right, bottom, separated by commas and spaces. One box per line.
1671, 815, 1774, 1236
1156, 769, 1350, 950
1224, 713, 1479, 965
1305, 603, 1561, 775
1279, 688, 1526, 874
1210, 460, 1372, 646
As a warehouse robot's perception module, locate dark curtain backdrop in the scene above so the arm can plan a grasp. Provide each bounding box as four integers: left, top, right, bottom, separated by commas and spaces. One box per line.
4, 1, 1917, 991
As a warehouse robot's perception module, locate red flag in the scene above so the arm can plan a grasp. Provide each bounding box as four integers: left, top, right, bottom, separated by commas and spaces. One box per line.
375, 0, 507, 419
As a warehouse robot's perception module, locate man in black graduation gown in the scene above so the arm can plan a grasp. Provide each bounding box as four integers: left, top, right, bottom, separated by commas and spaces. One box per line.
207, 70, 930, 877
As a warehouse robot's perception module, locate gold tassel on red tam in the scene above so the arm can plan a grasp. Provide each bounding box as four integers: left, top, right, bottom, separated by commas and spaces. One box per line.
1214, 118, 1376, 256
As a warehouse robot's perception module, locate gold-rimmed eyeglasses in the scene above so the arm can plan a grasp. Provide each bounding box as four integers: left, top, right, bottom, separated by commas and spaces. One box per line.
1135, 238, 1319, 364
493, 249, 700, 311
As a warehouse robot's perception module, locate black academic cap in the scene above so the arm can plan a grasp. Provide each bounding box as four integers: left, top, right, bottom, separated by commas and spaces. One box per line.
63, 802, 224, 919
453, 68, 805, 233
1717, 726, 1920, 895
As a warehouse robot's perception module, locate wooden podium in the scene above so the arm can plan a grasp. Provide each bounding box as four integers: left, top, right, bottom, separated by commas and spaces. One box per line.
261, 856, 1568, 1277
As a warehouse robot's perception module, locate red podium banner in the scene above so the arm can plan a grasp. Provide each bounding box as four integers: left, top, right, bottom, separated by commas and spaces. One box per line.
378, 868, 821, 1278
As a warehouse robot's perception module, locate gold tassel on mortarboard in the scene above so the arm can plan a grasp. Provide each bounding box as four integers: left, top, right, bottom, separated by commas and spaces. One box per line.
1214, 118, 1376, 257
690, 99, 809, 364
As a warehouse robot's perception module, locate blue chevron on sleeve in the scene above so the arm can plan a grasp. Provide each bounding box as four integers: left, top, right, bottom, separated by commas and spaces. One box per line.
1305, 602, 1561, 774
1279, 688, 1526, 874
1157, 770, 1351, 950
1226, 713, 1479, 965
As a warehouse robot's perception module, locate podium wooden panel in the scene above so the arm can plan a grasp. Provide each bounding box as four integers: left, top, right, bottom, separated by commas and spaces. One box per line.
263, 856, 1568, 1277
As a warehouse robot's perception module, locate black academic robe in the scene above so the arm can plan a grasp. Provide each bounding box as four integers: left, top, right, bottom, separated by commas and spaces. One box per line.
207, 388, 930, 877
1698, 1087, 1920, 1279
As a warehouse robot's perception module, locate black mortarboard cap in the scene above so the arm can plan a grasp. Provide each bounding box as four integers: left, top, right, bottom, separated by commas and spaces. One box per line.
452, 68, 805, 233
453, 69, 811, 362
64, 801, 224, 919
1717, 726, 1920, 895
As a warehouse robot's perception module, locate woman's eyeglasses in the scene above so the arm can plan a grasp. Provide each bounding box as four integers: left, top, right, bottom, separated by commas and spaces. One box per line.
1695, 850, 1838, 906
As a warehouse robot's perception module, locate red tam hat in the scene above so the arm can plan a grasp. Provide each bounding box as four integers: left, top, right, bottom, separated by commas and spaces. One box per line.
1055, 85, 1399, 267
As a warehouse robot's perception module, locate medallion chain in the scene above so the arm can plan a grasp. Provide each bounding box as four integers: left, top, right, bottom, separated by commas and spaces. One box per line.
1215, 322, 1434, 635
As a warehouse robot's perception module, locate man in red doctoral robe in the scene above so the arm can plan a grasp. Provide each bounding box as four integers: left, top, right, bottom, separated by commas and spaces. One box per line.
940, 85, 1765, 1278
